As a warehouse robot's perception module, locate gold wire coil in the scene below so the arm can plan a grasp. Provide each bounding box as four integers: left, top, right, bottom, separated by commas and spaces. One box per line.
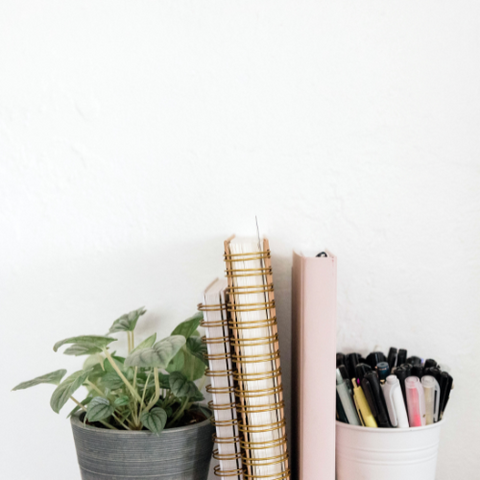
236, 400, 285, 414
235, 384, 283, 399
229, 333, 278, 348
228, 317, 277, 330
211, 417, 239, 428
213, 449, 242, 461
227, 301, 275, 313
203, 335, 231, 345
213, 434, 241, 444
226, 284, 274, 295
205, 352, 232, 361
197, 302, 225, 312
208, 400, 237, 411
231, 350, 281, 364
242, 452, 289, 467
234, 366, 281, 383
240, 436, 288, 450
206, 384, 236, 395
242, 470, 291, 480
225, 267, 273, 278
200, 318, 229, 328
205, 368, 235, 377
224, 250, 271, 262
213, 465, 245, 478
237, 418, 286, 434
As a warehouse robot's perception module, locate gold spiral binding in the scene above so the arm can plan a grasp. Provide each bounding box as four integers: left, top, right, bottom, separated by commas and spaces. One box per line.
211, 417, 239, 428
213, 449, 242, 461
203, 335, 231, 345
214, 465, 246, 478
206, 384, 235, 395
206, 368, 235, 377
224, 237, 290, 480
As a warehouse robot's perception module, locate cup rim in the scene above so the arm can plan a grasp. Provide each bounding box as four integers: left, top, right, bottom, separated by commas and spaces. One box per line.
335, 418, 445, 433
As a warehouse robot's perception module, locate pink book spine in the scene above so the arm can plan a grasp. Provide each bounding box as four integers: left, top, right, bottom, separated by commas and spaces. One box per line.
292, 251, 337, 480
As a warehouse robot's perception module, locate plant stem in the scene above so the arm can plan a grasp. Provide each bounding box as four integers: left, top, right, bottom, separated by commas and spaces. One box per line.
167, 396, 189, 428
103, 349, 143, 404
113, 412, 131, 430
133, 367, 138, 390
85, 380, 104, 397
70, 396, 117, 430
145, 368, 161, 412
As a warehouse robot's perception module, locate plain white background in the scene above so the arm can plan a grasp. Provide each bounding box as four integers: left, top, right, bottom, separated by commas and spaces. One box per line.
1, 1, 479, 479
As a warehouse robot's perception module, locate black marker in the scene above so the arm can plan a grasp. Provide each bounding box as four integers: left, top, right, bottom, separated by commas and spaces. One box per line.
361, 372, 392, 428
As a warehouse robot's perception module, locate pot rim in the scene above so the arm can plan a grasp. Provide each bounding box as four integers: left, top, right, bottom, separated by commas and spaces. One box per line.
71, 408, 212, 435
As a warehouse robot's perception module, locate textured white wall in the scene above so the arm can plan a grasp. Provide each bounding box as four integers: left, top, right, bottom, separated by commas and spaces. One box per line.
1, 1, 479, 479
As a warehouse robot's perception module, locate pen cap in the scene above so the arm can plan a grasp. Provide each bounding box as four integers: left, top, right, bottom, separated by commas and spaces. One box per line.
424, 358, 437, 369
355, 363, 372, 386
336, 368, 345, 385
366, 351, 386, 370
439, 371, 454, 418
377, 362, 390, 383
387, 347, 397, 369
405, 376, 426, 427
397, 349, 407, 366
345, 353, 362, 380
412, 364, 424, 379
337, 353, 346, 368
421, 375, 441, 424
406, 356, 422, 366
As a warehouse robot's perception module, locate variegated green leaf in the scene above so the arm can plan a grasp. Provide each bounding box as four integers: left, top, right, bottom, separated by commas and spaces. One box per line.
12, 369, 67, 391
86, 397, 114, 422
108, 307, 146, 333
130, 333, 157, 354
53, 336, 116, 353
50, 369, 93, 413
125, 336, 185, 369
140, 407, 167, 435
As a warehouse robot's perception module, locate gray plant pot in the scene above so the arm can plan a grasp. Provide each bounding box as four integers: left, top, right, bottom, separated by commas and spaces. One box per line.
70, 412, 214, 480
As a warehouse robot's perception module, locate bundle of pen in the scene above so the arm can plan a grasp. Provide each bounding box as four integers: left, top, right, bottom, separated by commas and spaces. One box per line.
335, 348, 454, 428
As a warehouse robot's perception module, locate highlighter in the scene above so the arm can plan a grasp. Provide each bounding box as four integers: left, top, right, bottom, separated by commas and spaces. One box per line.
405, 376, 426, 427
351, 379, 377, 428
382, 375, 409, 428
421, 375, 441, 424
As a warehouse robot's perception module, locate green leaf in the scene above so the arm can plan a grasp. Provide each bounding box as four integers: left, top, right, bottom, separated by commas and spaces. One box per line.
63, 344, 103, 356
12, 369, 67, 391
67, 396, 93, 418
130, 333, 157, 354
186, 336, 208, 366
53, 336, 116, 353
100, 372, 124, 390
167, 345, 206, 381
169, 371, 202, 399
171, 312, 203, 339
108, 307, 146, 333
113, 395, 130, 407
50, 369, 93, 413
83, 354, 105, 370
86, 397, 114, 423
140, 407, 167, 435
125, 336, 186, 369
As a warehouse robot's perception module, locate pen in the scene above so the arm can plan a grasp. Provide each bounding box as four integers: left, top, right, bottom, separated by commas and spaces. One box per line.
336, 390, 349, 423
345, 353, 363, 380
438, 371, 453, 419
351, 379, 377, 428
393, 363, 411, 406
336, 369, 360, 425
405, 376, 426, 427
361, 371, 392, 428
397, 349, 407, 366
424, 358, 437, 369
421, 375, 441, 424
354, 363, 372, 386
338, 364, 354, 397
366, 351, 386, 370
382, 375, 409, 428
406, 356, 422, 366
377, 362, 390, 384
387, 347, 397, 370
336, 353, 346, 368
411, 364, 424, 379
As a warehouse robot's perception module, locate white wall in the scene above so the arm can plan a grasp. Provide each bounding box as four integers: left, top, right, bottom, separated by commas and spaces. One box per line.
1, 1, 479, 479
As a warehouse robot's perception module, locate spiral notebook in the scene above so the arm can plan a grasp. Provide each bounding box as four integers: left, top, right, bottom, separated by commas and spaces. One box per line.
200, 279, 243, 480
224, 236, 290, 480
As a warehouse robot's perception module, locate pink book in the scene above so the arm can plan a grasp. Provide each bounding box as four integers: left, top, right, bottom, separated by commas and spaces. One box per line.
292, 251, 337, 480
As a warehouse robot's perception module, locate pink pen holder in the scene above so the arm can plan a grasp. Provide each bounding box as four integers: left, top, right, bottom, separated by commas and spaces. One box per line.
336, 420, 444, 480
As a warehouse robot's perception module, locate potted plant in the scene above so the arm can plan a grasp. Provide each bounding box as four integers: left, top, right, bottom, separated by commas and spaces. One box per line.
12, 307, 214, 480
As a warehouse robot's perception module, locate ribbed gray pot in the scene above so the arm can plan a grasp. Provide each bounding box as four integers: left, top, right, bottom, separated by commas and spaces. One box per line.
71, 413, 214, 480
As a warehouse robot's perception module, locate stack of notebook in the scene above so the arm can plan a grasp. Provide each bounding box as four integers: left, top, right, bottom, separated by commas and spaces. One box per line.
199, 236, 290, 480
